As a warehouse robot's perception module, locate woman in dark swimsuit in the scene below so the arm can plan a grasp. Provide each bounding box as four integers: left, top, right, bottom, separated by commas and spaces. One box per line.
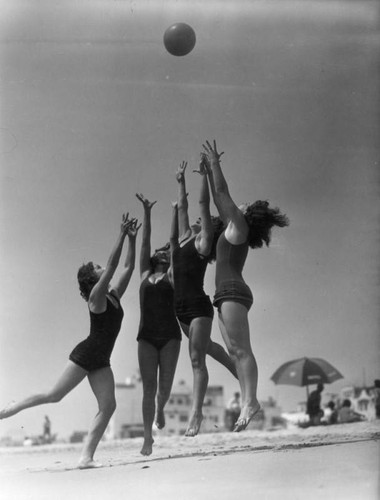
136, 193, 181, 456
203, 139, 289, 431
0, 214, 139, 468
171, 159, 236, 437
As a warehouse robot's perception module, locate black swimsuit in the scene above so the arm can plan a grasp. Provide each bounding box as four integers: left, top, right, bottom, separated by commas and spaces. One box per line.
137, 275, 181, 350
69, 292, 124, 371
172, 238, 214, 326
213, 232, 253, 311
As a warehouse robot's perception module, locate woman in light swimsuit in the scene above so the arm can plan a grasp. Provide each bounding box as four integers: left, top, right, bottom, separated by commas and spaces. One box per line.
171, 159, 236, 437
136, 193, 181, 455
0, 214, 139, 468
203, 140, 289, 431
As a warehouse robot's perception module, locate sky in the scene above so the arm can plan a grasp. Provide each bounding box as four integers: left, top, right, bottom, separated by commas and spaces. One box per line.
0, 0, 379, 440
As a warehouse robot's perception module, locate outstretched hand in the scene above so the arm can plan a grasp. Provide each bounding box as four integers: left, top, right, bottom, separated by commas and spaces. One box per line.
176, 161, 188, 183
127, 218, 141, 238
202, 139, 224, 163
136, 193, 157, 210
193, 153, 210, 175
121, 213, 136, 234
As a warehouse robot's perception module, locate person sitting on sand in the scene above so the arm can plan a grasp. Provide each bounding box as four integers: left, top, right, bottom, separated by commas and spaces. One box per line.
338, 399, 365, 424
325, 401, 338, 425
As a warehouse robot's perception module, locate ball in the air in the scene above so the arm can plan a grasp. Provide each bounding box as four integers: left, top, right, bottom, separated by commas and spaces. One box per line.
163, 23, 196, 57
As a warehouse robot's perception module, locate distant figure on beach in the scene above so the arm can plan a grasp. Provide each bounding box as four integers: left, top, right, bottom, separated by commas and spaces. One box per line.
307, 383, 324, 425
338, 399, 365, 424
325, 401, 338, 425
373, 379, 380, 419
226, 392, 241, 430
43, 415, 51, 441
136, 194, 181, 456
0, 213, 139, 469
171, 158, 237, 437
202, 139, 289, 432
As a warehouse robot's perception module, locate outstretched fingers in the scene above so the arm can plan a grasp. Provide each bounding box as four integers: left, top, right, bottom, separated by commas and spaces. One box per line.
135, 193, 157, 209
202, 139, 224, 161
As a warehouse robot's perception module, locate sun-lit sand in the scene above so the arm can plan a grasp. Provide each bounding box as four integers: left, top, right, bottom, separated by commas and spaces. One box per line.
0, 420, 379, 499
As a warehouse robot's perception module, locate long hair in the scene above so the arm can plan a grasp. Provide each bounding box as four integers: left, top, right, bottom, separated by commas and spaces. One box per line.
77, 262, 98, 301
244, 200, 289, 249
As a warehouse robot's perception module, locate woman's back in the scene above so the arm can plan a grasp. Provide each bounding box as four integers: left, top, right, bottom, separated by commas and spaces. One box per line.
215, 232, 249, 287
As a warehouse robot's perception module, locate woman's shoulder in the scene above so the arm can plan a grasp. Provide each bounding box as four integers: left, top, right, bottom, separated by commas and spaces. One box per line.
224, 220, 249, 246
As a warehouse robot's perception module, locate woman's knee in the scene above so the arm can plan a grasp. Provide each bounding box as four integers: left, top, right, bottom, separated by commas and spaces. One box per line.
100, 398, 117, 416
189, 349, 207, 370
227, 342, 251, 361
107, 399, 117, 415
142, 381, 157, 398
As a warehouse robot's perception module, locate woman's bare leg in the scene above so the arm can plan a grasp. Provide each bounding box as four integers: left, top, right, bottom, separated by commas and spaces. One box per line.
155, 339, 181, 430
138, 340, 159, 456
78, 367, 116, 469
218, 302, 260, 431
182, 325, 237, 379
182, 318, 211, 437
206, 340, 238, 379
0, 361, 87, 419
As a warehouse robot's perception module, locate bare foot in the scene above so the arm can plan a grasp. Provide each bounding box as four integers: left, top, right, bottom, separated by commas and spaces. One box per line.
0, 401, 17, 419
77, 459, 103, 469
155, 409, 165, 429
233, 402, 261, 432
185, 411, 203, 437
140, 437, 154, 456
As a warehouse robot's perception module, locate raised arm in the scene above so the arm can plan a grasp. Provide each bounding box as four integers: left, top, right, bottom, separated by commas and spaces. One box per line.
167, 201, 179, 285
136, 193, 156, 279
193, 156, 214, 256
112, 218, 141, 299
169, 201, 179, 251
203, 140, 248, 244
89, 213, 135, 311
176, 161, 191, 241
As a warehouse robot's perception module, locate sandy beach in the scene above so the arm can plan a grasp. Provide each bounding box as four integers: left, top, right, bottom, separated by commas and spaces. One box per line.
1, 420, 379, 500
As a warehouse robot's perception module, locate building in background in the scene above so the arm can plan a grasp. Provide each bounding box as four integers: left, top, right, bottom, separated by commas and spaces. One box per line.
108, 377, 227, 438
163, 381, 226, 436
106, 373, 144, 439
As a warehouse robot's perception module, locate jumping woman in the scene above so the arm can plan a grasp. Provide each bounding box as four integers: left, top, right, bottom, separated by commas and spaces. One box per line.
0, 214, 139, 467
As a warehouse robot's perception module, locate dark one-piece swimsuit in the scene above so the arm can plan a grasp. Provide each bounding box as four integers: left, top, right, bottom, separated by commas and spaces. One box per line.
137, 274, 181, 350
213, 231, 253, 312
69, 292, 124, 371
172, 237, 214, 326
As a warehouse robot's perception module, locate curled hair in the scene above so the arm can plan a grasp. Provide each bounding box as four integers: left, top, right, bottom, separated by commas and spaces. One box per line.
150, 244, 170, 272
244, 200, 289, 249
77, 262, 98, 301
207, 215, 225, 263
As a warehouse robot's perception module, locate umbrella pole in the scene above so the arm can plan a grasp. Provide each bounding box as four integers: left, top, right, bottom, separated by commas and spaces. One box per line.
306, 384, 309, 401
